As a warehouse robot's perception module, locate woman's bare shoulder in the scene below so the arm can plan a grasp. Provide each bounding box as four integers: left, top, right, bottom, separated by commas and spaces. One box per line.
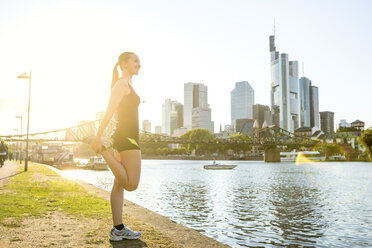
114, 78, 130, 88
112, 78, 131, 95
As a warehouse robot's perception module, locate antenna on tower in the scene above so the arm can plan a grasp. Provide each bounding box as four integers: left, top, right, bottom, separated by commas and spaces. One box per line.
274, 18, 276, 35
302, 62, 305, 77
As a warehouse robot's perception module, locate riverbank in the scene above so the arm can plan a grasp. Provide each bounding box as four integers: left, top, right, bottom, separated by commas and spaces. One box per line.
0, 161, 229, 248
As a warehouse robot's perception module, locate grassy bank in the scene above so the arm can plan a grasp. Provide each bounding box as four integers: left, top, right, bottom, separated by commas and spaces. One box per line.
0, 162, 181, 247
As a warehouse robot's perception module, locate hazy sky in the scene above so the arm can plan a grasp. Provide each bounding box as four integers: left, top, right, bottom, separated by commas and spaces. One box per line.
0, 0, 371, 135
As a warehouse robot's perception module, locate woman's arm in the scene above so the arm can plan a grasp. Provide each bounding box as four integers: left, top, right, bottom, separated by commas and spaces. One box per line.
92, 79, 131, 152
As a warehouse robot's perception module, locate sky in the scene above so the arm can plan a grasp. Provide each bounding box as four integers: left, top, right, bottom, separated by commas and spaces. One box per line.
0, 0, 371, 135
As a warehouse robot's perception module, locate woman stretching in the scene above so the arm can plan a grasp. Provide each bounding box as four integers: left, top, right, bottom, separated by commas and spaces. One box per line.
90, 52, 142, 241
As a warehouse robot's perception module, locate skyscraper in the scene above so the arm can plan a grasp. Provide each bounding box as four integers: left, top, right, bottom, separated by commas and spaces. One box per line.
310, 85, 319, 128
162, 99, 183, 136
299, 77, 320, 128
253, 104, 271, 128
192, 107, 214, 133
231, 81, 255, 130
270, 35, 300, 132
320, 111, 334, 134
184, 83, 212, 131
299, 77, 311, 127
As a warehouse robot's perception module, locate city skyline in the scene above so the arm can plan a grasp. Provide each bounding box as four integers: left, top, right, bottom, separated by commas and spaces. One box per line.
0, 0, 371, 135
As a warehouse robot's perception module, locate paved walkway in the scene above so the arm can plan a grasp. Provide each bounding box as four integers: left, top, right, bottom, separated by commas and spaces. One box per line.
0, 160, 22, 187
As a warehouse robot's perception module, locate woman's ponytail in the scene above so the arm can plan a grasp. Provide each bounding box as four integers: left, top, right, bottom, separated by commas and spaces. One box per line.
111, 62, 120, 88
111, 52, 135, 89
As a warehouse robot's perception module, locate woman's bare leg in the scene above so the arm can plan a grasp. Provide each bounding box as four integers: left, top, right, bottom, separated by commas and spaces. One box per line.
111, 178, 124, 226
119, 150, 142, 191
105, 149, 141, 226
100, 150, 129, 188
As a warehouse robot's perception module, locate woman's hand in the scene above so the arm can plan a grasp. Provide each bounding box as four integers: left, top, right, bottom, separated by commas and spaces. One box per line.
91, 137, 102, 154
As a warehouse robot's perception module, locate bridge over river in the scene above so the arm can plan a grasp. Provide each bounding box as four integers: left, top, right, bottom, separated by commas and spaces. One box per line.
1, 120, 317, 162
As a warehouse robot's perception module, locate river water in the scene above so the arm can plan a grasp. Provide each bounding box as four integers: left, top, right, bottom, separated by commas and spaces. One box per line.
61, 160, 372, 247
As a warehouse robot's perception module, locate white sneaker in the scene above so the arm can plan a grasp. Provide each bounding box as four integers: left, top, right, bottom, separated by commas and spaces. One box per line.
110, 225, 141, 241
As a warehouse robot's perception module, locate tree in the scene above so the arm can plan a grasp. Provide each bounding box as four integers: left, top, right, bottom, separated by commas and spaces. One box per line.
180, 129, 215, 155
337, 126, 359, 132
315, 143, 343, 159
361, 129, 372, 152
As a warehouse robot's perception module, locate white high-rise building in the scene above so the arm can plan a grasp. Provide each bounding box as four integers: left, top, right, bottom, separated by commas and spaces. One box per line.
270, 35, 300, 132
231, 81, 255, 130
162, 99, 183, 136
310, 85, 320, 128
192, 107, 214, 133
299, 77, 311, 127
184, 83, 213, 131
162, 99, 172, 135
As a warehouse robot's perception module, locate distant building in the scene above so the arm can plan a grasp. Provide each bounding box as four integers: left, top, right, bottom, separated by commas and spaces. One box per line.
320, 111, 334, 134
236, 118, 255, 135
270, 35, 299, 132
192, 107, 214, 133
162, 99, 183, 136
253, 104, 271, 128
351, 120, 365, 131
337, 119, 351, 129
299, 77, 311, 127
231, 81, 255, 130
310, 85, 319, 128
184, 83, 209, 130
294, 126, 312, 137
142, 120, 151, 133
299, 77, 320, 128
224, 125, 235, 134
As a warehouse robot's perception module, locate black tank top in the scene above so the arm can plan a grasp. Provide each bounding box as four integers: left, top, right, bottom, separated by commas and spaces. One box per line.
113, 83, 140, 140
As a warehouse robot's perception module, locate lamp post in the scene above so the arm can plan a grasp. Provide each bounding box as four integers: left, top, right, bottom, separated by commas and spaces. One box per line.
14, 129, 18, 161
17, 72, 31, 172
15, 115, 22, 164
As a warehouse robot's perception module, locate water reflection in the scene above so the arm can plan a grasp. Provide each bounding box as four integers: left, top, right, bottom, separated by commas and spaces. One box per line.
60, 160, 372, 247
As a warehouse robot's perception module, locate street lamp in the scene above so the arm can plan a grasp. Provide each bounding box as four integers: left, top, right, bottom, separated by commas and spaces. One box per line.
14, 129, 18, 161
17, 72, 31, 172
15, 115, 22, 164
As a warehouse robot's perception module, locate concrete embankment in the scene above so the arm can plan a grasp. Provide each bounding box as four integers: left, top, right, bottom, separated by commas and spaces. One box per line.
0, 161, 230, 248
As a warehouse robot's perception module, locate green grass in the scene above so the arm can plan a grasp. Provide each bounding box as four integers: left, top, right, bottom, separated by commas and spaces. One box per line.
0, 163, 110, 226
0, 163, 183, 248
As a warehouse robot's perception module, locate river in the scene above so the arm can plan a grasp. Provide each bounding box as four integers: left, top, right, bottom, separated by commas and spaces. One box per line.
61, 159, 372, 247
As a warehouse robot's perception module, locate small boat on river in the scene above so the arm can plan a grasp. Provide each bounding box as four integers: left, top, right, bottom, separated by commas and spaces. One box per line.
86, 156, 109, 170
203, 161, 237, 170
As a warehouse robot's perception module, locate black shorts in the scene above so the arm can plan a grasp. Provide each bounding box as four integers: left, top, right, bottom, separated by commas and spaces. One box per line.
112, 136, 140, 152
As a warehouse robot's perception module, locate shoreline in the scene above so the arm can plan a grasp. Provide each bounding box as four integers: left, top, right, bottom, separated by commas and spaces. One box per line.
75, 155, 370, 163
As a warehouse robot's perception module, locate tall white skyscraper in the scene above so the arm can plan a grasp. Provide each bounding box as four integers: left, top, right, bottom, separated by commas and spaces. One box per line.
231, 81, 255, 130
299, 77, 311, 127
184, 83, 211, 131
162, 99, 183, 136
270, 35, 300, 132
310, 85, 320, 128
